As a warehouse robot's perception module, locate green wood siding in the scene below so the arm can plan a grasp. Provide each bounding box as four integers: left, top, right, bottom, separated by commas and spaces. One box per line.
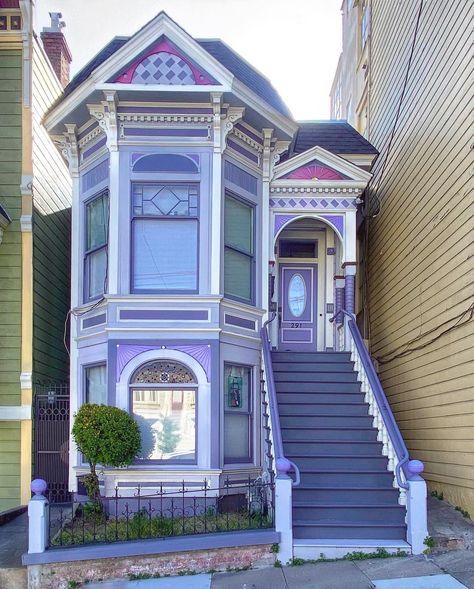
32, 42, 71, 384
0, 49, 22, 413
0, 422, 21, 511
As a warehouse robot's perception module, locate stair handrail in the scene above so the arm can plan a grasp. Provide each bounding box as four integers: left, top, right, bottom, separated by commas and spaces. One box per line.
261, 317, 300, 486
333, 309, 416, 489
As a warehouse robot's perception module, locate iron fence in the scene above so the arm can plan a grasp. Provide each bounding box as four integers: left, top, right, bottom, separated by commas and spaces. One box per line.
48, 477, 274, 548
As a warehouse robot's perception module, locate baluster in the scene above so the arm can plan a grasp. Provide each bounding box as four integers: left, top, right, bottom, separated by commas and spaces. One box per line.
387, 440, 395, 471
381, 423, 389, 454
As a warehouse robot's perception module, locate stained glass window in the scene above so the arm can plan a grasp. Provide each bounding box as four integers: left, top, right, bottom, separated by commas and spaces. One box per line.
131, 361, 196, 384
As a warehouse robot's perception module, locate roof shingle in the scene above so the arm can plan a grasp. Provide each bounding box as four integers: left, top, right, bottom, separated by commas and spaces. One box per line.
292, 121, 378, 156
62, 37, 291, 118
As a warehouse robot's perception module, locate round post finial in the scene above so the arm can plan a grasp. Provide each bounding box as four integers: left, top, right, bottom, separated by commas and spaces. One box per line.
276, 457, 291, 475
407, 459, 424, 476
31, 479, 47, 496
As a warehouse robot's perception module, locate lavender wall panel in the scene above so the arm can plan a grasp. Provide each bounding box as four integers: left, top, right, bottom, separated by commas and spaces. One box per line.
123, 127, 209, 138
82, 137, 107, 160
82, 159, 109, 192
224, 314, 256, 331
224, 160, 258, 195
82, 313, 107, 329
227, 139, 259, 164
120, 309, 208, 321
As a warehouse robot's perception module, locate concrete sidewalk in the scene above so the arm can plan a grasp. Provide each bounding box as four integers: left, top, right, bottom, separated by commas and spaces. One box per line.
211, 553, 474, 589
87, 552, 474, 589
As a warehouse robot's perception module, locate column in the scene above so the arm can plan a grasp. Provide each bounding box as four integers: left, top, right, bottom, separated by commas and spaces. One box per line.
334, 276, 345, 325
344, 265, 356, 315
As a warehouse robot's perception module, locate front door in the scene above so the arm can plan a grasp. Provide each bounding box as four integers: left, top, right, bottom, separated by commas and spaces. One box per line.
279, 264, 317, 351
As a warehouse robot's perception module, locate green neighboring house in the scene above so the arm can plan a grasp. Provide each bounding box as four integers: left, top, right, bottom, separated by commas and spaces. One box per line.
0, 0, 71, 513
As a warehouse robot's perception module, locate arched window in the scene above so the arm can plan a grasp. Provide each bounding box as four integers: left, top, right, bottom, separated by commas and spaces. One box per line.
132, 154, 199, 173
130, 360, 197, 463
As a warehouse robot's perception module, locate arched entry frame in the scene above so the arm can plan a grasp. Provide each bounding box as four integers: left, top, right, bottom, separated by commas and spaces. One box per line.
269, 211, 356, 351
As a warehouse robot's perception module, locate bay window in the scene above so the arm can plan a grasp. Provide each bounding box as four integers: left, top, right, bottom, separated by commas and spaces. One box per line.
85, 191, 108, 301
132, 183, 198, 292
224, 194, 255, 303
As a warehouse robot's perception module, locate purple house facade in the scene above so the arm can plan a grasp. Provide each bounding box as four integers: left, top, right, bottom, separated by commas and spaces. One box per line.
45, 12, 427, 559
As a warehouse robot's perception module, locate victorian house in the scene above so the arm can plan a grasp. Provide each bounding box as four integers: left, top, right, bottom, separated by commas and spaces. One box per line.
44, 11, 427, 560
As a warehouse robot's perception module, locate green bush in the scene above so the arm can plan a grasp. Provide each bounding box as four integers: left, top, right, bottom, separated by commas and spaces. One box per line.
72, 404, 141, 502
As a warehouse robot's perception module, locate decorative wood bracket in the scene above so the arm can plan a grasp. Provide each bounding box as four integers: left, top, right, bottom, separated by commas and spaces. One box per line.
88, 90, 119, 151
211, 92, 245, 154
53, 123, 79, 175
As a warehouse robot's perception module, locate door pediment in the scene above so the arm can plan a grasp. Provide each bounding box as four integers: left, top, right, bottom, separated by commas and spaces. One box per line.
273, 145, 372, 186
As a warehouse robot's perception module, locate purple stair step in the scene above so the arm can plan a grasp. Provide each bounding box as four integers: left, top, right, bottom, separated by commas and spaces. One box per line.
285, 455, 388, 470
283, 441, 383, 455
280, 412, 373, 429
271, 362, 355, 372
299, 470, 394, 487
293, 487, 400, 503
275, 382, 362, 393
274, 372, 359, 383
271, 352, 352, 363
278, 403, 369, 416
292, 503, 406, 524
280, 426, 378, 441
292, 521, 407, 540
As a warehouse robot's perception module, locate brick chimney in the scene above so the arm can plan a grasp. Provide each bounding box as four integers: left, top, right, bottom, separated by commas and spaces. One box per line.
41, 12, 72, 88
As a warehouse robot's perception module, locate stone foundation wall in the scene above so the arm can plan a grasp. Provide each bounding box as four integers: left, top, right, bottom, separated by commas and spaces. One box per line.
28, 544, 275, 589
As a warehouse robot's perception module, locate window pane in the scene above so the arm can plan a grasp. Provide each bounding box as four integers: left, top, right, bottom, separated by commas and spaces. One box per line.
224, 414, 250, 461
133, 184, 198, 217
133, 389, 196, 461
224, 248, 252, 301
224, 364, 252, 463
85, 365, 107, 404
225, 195, 253, 253
87, 247, 107, 299
87, 195, 108, 250
224, 364, 250, 413
133, 219, 197, 291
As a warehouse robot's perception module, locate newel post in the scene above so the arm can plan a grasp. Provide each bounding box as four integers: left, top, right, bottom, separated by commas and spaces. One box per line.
275, 458, 293, 564
28, 479, 49, 553
406, 460, 428, 555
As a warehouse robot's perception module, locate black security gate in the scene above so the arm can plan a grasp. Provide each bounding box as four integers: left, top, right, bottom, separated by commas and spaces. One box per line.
33, 384, 71, 503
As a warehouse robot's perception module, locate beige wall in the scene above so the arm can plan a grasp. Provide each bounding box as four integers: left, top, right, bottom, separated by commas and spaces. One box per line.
364, 0, 474, 513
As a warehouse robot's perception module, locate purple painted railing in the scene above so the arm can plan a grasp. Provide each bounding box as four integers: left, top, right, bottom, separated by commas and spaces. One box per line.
260, 321, 300, 486
336, 310, 425, 489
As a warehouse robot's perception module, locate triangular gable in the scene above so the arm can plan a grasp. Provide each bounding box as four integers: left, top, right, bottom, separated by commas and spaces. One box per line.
273, 145, 372, 184
88, 12, 233, 91
281, 159, 349, 181
111, 36, 218, 86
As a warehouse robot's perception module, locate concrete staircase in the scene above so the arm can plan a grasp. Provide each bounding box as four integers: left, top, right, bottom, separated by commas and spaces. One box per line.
271, 351, 407, 544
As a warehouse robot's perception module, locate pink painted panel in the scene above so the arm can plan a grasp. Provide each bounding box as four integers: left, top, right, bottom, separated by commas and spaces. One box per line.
282, 159, 348, 181
113, 37, 215, 85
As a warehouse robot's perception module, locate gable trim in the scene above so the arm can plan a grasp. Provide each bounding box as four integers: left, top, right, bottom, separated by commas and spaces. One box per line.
274, 145, 373, 183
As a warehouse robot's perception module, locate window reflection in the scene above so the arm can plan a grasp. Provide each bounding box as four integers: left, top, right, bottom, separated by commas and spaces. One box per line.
132, 389, 196, 461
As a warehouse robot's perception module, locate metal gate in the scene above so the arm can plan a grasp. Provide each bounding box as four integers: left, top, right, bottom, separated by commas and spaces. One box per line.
33, 384, 71, 503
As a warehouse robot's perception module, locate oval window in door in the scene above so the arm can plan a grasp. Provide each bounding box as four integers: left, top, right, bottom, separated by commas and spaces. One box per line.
288, 274, 306, 317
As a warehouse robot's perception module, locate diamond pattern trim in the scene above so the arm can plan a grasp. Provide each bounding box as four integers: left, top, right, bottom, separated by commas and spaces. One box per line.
132, 52, 195, 85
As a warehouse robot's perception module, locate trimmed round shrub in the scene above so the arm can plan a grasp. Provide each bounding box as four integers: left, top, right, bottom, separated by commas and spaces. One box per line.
72, 404, 141, 501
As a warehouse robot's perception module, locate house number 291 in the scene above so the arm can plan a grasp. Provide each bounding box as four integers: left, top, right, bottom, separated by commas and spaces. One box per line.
290, 322, 302, 328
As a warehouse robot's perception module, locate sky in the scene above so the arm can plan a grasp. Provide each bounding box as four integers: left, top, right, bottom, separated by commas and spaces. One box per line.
35, 0, 342, 120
